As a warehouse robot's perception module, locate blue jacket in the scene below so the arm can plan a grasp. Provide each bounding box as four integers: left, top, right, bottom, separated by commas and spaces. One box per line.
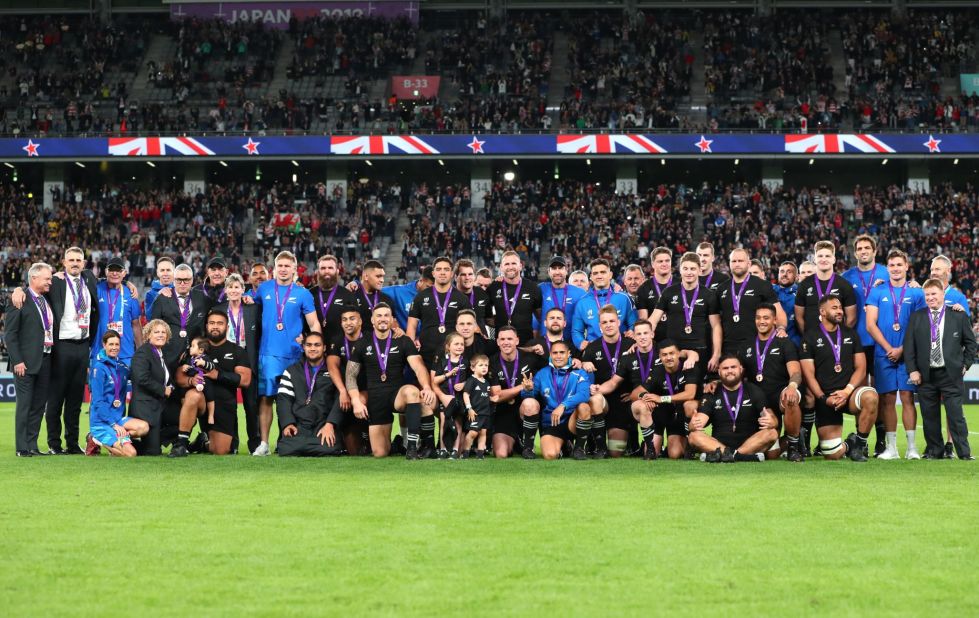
944, 285, 972, 317
383, 280, 421, 330
571, 287, 636, 349
521, 362, 593, 426
144, 280, 173, 319
773, 283, 801, 345
89, 350, 131, 428
535, 282, 587, 339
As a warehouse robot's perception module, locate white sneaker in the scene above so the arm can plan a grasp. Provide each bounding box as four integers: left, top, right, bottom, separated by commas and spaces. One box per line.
905, 448, 921, 460
252, 442, 270, 457
877, 447, 900, 460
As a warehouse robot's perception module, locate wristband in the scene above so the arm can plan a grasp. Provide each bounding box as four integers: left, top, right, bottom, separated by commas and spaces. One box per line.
661, 395, 672, 404
845, 384, 855, 392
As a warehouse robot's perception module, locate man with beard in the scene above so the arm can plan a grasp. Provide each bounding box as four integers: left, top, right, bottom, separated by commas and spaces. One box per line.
144, 256, 175, 318
487, 250, 542, 344
310, 254, 357, 343
536, 256, 585, 341
348, 303, 438, 459
454, 259, 491, 336
697, 242, 730, 293
636, 246, 675, 342
276, 332, 343, 457
151, 263, 209, 366
571, 259, 636, 351
632, 339, 700, 460
773, 261, 802, 346
795, 241, 858, 333
407, 256, 472, 361
326, 307, 368, 455
583, 306, 635, 458
689, 355, 780, 462
522, 308, 579, 363
169, 310, 251, 457
490, 326, 544, 458
198, 257, 230, 304
737, 303, 805, 462
800, 295, 879, 462
718, 248, 785, 355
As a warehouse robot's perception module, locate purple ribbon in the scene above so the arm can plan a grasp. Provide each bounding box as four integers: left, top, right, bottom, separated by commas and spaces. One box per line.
67, 275, 86, 315
107, 287, 121, 323
818, 322, 843, 368
500, 351, 520, 388
229, 303, 244, 345
929, 306, 946, 345
680, 285, 700, 330
721, 384, 744, 429
303, 362, 322, 404
858, 266, 877, 299
592, 287, 609, 312
200, 283, 226, 304
664, 371, 676, 395
704, 271, 714, 288
550, 368, 572, 404
445, 356, 463, 391
28, 289, 51, 331
730, 276, 750, 316
432, 287, 450, 329
372, 331, 393, 376
361, 287, 379, 311
652, 276, 673, 297
601, 337, 622, 374
814, 274, 836, 300
549, 284, 567, 312
755, 335, 776, 376
275, 282, 294, 325
110, 365, 124, 403
177, 295, 191, 331
318, 285, 339, 320
637, 348, 655, 383
889, 282, 908, 326
467, 288, 476, 309
502, 279, 522, 323
343, 334, 361, 360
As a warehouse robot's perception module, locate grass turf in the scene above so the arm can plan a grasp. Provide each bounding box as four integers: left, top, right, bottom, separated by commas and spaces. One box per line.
1, 402, 978, 616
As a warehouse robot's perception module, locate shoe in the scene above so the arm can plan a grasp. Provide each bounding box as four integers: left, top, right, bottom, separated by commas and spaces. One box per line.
734, 452, 762, 462
28, 449, 48, 456
418, 444, 435, 460
437, 448, 449, 459
168, 444, 189, 458
905, 448, 921, 460
85, 433, 101, 457
15, 450, 32, 457
46, 447, 66, 455
720, 447, 736, 463
592, 448, 609, 460
787, 443, 804, 463
877, 447, 900, 460
944, 442, 955, 459
921, 452, 944, 460
476, 450, 485, 460
704, 448, 722, 463
390, 434, 407, 455
251, 442, 270, 457
459, 450, 470, 459
450, 449, 460, 460
188, 433, 209, 454
643, 444, 658, 461
65, 445, 84, 455
521, 446, 536, 460
873, 438, 886, 458
961, 455, 975, 461
845, 434, 868, 462
405, 444, 419, 460
571, 446, 588, 460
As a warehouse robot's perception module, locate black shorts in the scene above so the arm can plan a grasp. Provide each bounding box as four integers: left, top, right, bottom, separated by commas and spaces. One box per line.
710, 426, 754, 450
607, 398, 636, 431
541, 420, 574, 441
210, 401, 238, 437
331, 398, 368, 434
761, 384, 787, 416
467, 414, 491, 432
492, 403, 520, 439
442, 398, 463, 419
652, 405, 687, 437
366, 387, 399, 426
814, 398, 847, 428
863, 345, 876, 378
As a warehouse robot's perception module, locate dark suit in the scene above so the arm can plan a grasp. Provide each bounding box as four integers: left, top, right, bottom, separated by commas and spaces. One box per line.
5, 293, 53, 453
215, 301, 262, 452
45, 271, 100, 451
129, 343, 173, 456
905, 308, 977, 458
150, 289, 211, 366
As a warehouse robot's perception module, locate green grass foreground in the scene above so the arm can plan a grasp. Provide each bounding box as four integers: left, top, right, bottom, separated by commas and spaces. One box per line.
0, 402, 977, 616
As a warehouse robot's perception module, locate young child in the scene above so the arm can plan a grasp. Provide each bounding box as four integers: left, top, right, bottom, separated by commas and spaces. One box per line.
462, 354, 496, 459
184, 336, 217, 425
431, 332, 468, 457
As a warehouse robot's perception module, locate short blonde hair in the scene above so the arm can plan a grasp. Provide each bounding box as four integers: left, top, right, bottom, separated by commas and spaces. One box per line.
143, 318, 172, 343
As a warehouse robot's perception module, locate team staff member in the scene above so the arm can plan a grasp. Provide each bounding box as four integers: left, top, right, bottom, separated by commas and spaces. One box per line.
7, 262, 55, 457
489, 326, 544, 459
865, 250, 925, 460
621, 264, 645, 304
736, 303, 804, 462
800, 295, 879, 462
353, 260, 397, 329
407, 256, 472, 360
326, 307, 368, 455
45, 246, 99, 455
487, 250, 542, 343
277, 332, 343, 457
253, 251, 321, 457
571, 259, 636, 350
905, 280, 976, 460
198, 258, 229, 304
93, 257, 143, 365
795, 241, 858, 332
632, 339, 699, 460
519, 340, 594, 460
636, 246, 675, 341
582, 306, 635, 458
87, 330, 150, 458
650, 252, 723, 374
689, 355, 779, 462
696, 242, 730, 292
347, 303, 437, 459
537, 256, 585, 341
215, 274, 262, 454
717, 248, 785, 354
309, 254, 358, 343
169, 310, 251, 457
128, 319, 176, 456
144, 256, 175, 317
151, 263, 209, 366
454, 259, 491, 336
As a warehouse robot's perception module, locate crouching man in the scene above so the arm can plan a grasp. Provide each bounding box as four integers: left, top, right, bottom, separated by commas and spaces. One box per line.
277, 332, 342, 456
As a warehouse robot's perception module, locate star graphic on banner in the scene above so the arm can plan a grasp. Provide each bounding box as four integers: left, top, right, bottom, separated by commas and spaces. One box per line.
22, 139, 39, 157
467, 136, 485, 154
923, 135, 941, 153
695, 135, 713, 153
242, 138, 261, 155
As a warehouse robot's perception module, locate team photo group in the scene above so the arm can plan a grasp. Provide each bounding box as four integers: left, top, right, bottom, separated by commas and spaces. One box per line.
5, 235, 975, 463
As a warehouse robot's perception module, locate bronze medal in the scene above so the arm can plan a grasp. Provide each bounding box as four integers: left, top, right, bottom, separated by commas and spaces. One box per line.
438, 325, 446, 333
381, 373, 387, 382
179, 330, 187, 338
892, 323, 901, 332
756, 374, 763, 382
834, 364, 842, 373
112, 399, 121, 408
276, 322, 284, 331
684, 325, 692, 334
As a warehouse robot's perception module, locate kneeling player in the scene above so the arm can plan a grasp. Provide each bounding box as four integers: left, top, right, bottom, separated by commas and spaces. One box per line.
631, 340, 699, 460
582, 305, 635, 458
519, 340, 593, 460
689, 355, 779, 462
800, 295, 879, 461
347, 303, 438, 459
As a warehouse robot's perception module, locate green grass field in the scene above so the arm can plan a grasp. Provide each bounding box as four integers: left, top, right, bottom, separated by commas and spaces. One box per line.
1, 402, 978, 616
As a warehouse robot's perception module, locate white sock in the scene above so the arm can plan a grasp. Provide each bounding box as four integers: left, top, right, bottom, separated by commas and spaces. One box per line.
885, 432, 897, 449
906, 430, 917, 450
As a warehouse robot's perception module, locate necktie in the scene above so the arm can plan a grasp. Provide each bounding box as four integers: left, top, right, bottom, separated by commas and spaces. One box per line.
930, 311, 944, 367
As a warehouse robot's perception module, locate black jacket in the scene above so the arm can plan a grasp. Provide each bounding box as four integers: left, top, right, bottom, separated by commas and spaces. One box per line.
214, 301, 261, 369
150, 289, 211, 366
905, 308, 977, 382
4, 295, 51, 374
276, 360, 337, 431
129, 343, 173, 425
47, 270, 100, 343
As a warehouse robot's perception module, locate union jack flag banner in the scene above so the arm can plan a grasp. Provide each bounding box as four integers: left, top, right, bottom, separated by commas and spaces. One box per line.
556, 134, 667, 154
108, 137, 216, 156
783, 134, 896, 154
330, 135, 439, 155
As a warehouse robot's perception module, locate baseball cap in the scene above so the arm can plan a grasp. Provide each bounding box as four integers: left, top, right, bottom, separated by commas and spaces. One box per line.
106, 257, 125, 270
549, 256, 568, 268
